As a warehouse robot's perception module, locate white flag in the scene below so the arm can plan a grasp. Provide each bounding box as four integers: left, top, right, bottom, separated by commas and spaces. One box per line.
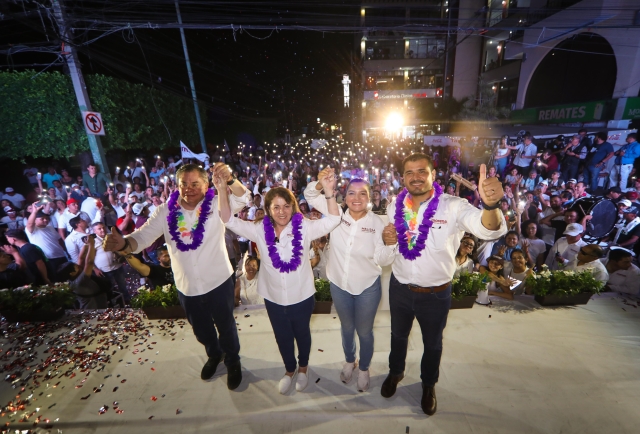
180, 141, 211, 169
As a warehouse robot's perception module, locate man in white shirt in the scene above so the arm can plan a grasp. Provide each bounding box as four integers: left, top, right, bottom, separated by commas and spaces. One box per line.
25, 205, 68, 275
57, 199, 92, 238
103, 163, 250, 390
80, 196, 101, 221
604, 247, 640, 295
513, 134, 537, 177
92, 222, 130, 303
64, 216, 90, 264
564, 244, 609, 283
544, 223, 587, 270
381, 154, 507, 415
3, 187, 26, 210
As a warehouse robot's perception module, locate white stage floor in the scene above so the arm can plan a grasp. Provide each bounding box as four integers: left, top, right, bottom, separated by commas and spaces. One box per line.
2, 292, 640, 434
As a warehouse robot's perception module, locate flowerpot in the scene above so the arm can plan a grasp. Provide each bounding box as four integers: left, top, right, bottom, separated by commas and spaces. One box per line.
313, 301, 332, 314
1, 307, 65, 322
141, 305, 186, 319
450, 296, 476, 309
534, 292, 593, 306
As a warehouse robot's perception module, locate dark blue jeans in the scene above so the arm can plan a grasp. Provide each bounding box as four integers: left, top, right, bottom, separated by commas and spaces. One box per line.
388, 273, 451, 386
178, 275, 240, 366
104, 266, 130, 302
265, 295, 315, 373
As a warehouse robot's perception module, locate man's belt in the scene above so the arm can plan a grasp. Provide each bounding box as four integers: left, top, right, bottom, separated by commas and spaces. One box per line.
407, 281, 450, 293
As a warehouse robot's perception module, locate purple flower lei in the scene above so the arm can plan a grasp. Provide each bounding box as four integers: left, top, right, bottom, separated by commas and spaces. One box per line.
263, 212, 304, 273
166, 189, 216, 252
394, 182, 443, 260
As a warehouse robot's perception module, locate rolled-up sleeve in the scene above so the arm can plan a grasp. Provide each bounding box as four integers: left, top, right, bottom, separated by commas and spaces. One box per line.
127, 204, 167, 253
454, 198, 507, 241
304, 181, 343, 217
225, 215, 261, 243
229, 190, 251, 214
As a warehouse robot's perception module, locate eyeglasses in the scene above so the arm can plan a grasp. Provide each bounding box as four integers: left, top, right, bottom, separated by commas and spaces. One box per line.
461, 241, 475, 248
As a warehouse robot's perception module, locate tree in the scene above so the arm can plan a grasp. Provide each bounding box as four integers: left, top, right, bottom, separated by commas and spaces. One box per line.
0, 70, 205, 160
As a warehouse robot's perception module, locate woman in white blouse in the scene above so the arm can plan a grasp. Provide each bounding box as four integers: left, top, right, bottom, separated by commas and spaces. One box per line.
234, 256, 263, 306
454, 235, 476, 278
304, 175, 396, 392
216, 173, 340, 395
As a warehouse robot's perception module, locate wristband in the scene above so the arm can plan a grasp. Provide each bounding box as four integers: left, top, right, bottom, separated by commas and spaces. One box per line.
481, 200, 501, 211
226, 177, 236, 186
117, 238, 131, 254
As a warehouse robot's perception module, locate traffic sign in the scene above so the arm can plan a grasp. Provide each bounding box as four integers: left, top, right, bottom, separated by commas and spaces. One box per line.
81, 111, 105, 135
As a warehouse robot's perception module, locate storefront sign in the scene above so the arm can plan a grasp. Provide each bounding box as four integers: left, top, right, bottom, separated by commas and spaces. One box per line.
511, 100, 612, 124
364, 89, 440, 100
622, 97, 640, 119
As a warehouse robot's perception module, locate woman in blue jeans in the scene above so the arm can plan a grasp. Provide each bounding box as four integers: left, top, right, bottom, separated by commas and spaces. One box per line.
305, 177, 396, 392
218, 173, 340, 395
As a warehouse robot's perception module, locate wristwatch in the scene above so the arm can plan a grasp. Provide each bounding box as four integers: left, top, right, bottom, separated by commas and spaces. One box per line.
226, 177, 236, 186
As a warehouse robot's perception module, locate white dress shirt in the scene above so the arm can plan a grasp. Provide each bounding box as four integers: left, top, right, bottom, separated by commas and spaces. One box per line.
93, 236, 122, 272
386, 192, 508, 287
565, 258, 609, 283
305, 181, 396, 294
127, 190, 250, 297
605, 262, 640, 295
225, 196, 340, 306
65, 229, 87, 263
544, 237, 587, 271
513, 143, 537, 167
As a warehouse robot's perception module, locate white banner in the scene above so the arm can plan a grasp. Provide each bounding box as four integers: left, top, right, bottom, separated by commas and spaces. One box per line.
310, 139, 328, 149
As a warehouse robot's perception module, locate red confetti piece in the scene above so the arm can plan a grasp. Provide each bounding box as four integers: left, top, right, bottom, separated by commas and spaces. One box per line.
151, 396, 157, 401
113, 387, 118, 392
121, 379, 127, 383
151, 367, 156, 371
176, 409, 182, 415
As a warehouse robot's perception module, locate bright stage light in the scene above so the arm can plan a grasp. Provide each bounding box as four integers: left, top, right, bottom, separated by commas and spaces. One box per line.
384, 113, 403, 131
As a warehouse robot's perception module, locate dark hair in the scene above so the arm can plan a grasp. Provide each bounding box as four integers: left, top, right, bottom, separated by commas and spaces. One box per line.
560, 190, 573, 200
87, 162, 97, 169
262, 187, 301, 224
401, 153, 434, 174
156, 245, 168, 255
5, 229, 27, 241
345, 178, 371, 197
510, 248, 527, 261
456, 235, 478, 260
176, 163, 209, 186
578, 128, 587, 134
245, 255, 261, 271
505, 230, 519, 240
628, 133, 637, 141
609, 248, 632, 262
595, 131, 608, 141
57, 261, 78, 282
69, 216, 83, 230
522, 220, 542, 239
523, 134, 534, 141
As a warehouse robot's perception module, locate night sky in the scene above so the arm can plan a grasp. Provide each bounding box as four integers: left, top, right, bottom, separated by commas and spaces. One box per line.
0, 1, 361, 139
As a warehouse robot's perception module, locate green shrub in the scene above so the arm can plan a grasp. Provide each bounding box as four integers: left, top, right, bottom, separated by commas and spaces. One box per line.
130, 284, 180, 308
451, 272, 489, 300
314, 278, 332, 302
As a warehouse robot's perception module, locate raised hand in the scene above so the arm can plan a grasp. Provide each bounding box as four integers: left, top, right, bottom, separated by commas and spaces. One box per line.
319, 167, 336, 192
212, 173, 227, 193
213, 162, 232, 183
103, 227, 125, 252
478, 164, 504, 207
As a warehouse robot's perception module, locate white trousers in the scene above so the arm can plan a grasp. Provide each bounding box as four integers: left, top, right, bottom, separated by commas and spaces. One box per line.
609, 164, 633, 190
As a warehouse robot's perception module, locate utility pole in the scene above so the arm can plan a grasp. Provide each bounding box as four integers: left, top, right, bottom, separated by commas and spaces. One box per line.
51, 0, 110, 179
175, 0, 207, 153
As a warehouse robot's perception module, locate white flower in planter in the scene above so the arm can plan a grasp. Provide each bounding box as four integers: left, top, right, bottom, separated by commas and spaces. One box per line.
162, 285, 171, 293
137, 285, 148, 292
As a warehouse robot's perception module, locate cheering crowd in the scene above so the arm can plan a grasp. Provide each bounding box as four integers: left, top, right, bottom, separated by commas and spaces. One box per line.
1, 129, 639, 415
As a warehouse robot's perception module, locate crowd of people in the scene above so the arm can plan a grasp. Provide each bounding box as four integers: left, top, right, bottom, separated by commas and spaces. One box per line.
1, 129, 639, 416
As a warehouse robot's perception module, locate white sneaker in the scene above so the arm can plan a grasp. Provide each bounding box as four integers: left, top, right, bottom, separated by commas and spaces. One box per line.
340, 361, 357, 384
357, 369, 370, 392
278, 370, 296, 395
296, 370, 309, 392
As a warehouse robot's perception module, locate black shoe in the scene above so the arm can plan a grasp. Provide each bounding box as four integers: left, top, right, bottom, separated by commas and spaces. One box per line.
380, 372, 404, 398
201, 353, 225, 380
421, 384, 437, 415
227, 361, 242, 390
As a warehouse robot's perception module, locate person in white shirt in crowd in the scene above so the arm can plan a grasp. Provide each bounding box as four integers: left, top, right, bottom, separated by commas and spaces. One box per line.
91, 222, 130, 303
247, 194, 263, 220
603, 206, 640, 250
49, 180, 68, 201
454, 236, 477, 277
3, 187, 26, 210
309, 235, 328, 279
379, 180, 390, 200
305, 176, 396, 392
23, 164, 39, 187
538, 195, 566, 244
573, 181, 591, 199
604, 247, 640, 295
147, 194, 163, 215
50, 197, 67, 230
65, 216, 90, 264
234, 256, 263, 306
1, 206, 25, 230
103, 163, 249, 391
499, 249, 534, 297
57, 198, 91, 238
520, 221, 547, 268
80, 195, 102, 221
380, 154, 507, 416
219, 173, 340, 395
25, 203, 68, 274
544, 223, 587, 271
512, 134, 537, 177
564, 244, 609, 283
520, 170, 541, 192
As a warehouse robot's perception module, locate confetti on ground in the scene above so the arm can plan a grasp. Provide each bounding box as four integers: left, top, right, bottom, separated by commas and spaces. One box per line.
151, 396, 158, 401
318, 349, 324, 352
315, 378, 320, 383
176, 409, 182, 415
